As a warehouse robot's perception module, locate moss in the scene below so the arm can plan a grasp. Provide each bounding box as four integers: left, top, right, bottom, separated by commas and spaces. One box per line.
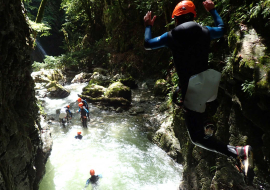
154, 79, 169, 96
82, 84, 105, 98
228, 30, 241, 49
118, 76, 137, 88
88, 78, 111, 87
104, 82, 131, 101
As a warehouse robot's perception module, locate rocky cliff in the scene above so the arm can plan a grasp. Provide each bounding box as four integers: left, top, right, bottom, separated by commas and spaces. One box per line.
0, 1, 51, 190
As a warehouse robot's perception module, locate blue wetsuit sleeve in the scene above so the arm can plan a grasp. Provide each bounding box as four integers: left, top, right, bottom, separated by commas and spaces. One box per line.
84, 108, 89, 113
83, 100, 89, 108
144, 26, 168, 50
85, 179, 90, 187
206, 9, 224, 40
67, 110, 72, 117
78, 108, 81, 113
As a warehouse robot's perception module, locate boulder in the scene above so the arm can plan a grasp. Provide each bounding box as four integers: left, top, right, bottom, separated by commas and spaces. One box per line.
88, 72, 111, 87
153, 79, 169, 96
71, 72, 92, 83
104, 81, 131, 101
31, 69, 65, 83
45, 81, 70, 98
93, 68, 108, 75
82, 84, 106, 98
118, 76, 138, 89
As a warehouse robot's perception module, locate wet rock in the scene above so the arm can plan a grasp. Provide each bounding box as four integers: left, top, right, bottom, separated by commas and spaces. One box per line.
88, 72, 112, 87
141, 82, 148, 89
104, 82, 131, 101
118, 76, 138, 89
82, 84, 106, 98
93, 68, 108, 75
153, 79, 169, 96
71, 72, 92, 83
31, 69, 65, 83
45, 81, 70, 98
116, 107, 124, 113
129, 106, 144, 114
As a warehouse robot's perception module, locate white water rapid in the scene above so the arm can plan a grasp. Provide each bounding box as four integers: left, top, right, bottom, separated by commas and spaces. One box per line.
38, 83, 182, 190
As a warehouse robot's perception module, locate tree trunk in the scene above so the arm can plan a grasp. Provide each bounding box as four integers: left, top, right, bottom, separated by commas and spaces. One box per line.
35, 0, 48, 23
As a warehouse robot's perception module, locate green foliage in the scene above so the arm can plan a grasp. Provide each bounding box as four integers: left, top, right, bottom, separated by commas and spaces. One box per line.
134, 0, 171, 16
36, 100, 46, 116
28, 20, 51, 37
241, 80, 255, 97
32, 55, 62, 71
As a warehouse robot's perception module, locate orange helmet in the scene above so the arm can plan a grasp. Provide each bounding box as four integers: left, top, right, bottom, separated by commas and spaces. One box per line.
90, 169, 95, 176
78, 103, 83, 107
77, 131, 81, 135
66, 105, 70, 108
172, 0, 196, 18
77, 97, 82, 102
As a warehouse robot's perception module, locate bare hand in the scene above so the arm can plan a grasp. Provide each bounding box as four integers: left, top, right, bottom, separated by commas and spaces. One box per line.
203, 0, 215, 12
144, 11, 156, 27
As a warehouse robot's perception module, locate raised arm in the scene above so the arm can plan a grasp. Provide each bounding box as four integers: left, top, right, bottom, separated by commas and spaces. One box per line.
144, 11, 168, 50
203, 0, 225, 40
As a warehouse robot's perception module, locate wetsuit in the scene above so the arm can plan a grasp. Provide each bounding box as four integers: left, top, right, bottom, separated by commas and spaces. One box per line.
85, 175, 100, 187
81, 99, 89, 110
144, 9, 237, 158
75, 135, 83, 139
80, 99, 89, 118
78, 106, 89, 119
59, 107, 72, 122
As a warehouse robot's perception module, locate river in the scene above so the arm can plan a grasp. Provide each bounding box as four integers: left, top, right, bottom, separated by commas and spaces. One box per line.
38, 83, 183, 190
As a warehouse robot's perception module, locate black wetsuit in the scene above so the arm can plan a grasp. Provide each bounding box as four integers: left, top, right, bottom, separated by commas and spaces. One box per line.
75, 135, 83, 139
144, 10, 237, 159
87, 175, 99, 184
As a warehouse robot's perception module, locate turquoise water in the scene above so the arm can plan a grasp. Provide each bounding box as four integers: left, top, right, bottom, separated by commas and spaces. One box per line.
38, 83, 182, 190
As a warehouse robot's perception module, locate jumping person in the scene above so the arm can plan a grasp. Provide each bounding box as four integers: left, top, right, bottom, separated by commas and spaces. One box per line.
144, 0, 253, 183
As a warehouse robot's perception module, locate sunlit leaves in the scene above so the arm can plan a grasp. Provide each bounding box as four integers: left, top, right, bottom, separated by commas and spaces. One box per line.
28, 20, 51, 36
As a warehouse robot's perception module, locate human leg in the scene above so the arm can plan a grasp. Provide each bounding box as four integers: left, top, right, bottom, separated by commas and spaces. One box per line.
184, 108, 237, 158
184, 108, 254, 182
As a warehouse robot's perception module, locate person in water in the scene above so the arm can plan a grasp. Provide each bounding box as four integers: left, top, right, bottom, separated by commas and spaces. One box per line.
59, 105, 72, 123
77, 103, 89, 119
144, 0, 253, 182
75, 131, 83, 140
77, 97, 90, 120
85, 169, 102, 188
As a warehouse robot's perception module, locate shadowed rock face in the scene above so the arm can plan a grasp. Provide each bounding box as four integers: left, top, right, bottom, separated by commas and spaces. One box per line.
0, 1, 51, 190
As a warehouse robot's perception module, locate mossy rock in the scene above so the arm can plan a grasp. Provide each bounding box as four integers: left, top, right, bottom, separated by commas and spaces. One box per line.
31, 69, 64, 83
119, 76, 137, 89
93, 68, 107, 75
89, 72, 112, 87
71, 72, 92, 83
82, 84, 106, 98
46, 69, 64, 81
46, 81, 70, 98
153, 79, 169, 96
104, 82, 131, 101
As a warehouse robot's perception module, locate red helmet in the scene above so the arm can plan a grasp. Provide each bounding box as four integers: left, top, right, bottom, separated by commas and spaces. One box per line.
77, 131, 81, 135
172, 0, 196, 18
90, 169, 95, 176
78, 103, 83, 107
66, 105, 70, 108
77, 97, 82, 102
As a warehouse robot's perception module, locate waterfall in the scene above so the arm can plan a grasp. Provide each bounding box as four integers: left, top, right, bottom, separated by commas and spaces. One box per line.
31, 39, 48, 63
36, 39, 47, 58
